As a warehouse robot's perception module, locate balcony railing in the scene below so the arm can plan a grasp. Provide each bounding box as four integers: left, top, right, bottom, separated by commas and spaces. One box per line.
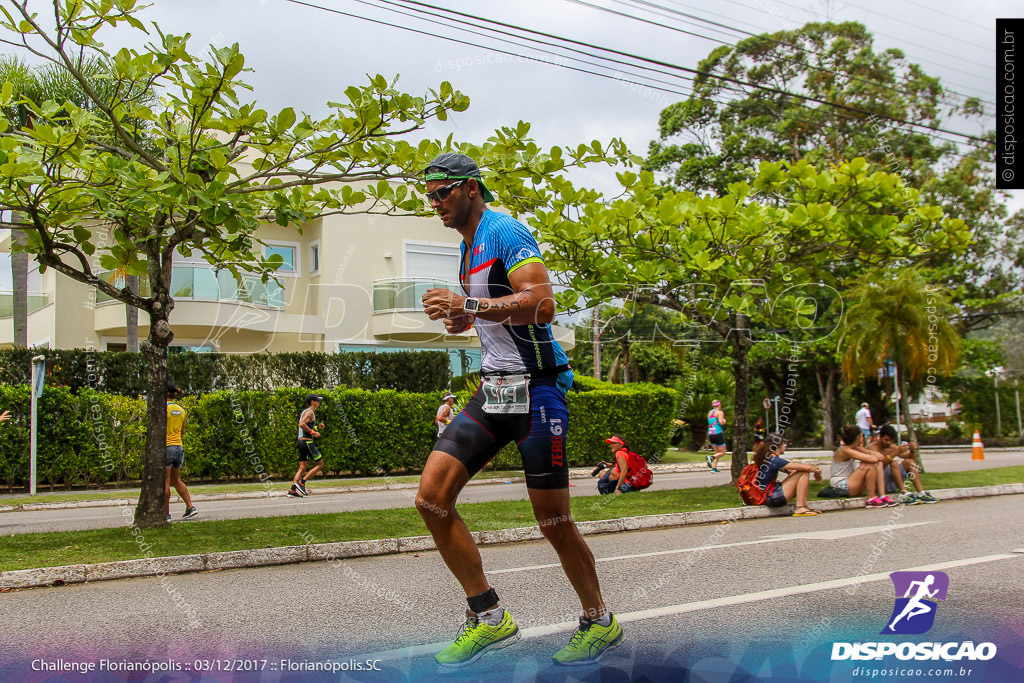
0, 292, 49, 318
372, 278, 456, 312
95, 268, 283, 308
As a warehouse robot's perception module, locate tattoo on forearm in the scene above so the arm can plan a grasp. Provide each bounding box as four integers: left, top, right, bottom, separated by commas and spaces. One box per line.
480, 295, 528, 313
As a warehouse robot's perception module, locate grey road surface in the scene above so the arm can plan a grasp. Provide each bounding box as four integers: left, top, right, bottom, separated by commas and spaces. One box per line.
0, 494, 1021, 682
1, 447, 1021, 535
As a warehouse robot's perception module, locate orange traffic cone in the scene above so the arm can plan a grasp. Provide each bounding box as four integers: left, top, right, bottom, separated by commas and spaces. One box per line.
972, 430, 985, 460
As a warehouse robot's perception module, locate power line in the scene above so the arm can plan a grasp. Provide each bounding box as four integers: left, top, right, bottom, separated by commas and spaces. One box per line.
380, 0, 985, 152
394, 0, 992, 146
625, 0, 996, 109
709, 0, 995, 99
900, 0, 989, 33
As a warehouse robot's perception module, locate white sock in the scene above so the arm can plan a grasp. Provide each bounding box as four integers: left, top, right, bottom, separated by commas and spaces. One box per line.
477, 606, 504, 626
591, 610, 612, 627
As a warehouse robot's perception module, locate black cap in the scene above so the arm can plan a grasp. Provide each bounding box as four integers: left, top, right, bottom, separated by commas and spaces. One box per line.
166, 381, 181, 396
306, 394, 323, 405
424, 152, 495, 202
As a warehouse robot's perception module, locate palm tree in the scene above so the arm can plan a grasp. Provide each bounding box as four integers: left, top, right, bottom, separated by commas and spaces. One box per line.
839, 269, 960, 446
2, 55, 153, 350
0, 56, 38, 347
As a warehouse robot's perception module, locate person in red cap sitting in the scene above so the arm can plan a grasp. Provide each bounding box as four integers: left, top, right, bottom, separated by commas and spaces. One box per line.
592, 436, 635, 495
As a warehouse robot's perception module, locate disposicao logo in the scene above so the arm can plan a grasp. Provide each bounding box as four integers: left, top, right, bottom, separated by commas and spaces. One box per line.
831, 570, 997, 663
881, 571, 949, 635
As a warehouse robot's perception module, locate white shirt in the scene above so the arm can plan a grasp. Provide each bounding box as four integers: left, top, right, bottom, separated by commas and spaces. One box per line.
855, 407, 872, 430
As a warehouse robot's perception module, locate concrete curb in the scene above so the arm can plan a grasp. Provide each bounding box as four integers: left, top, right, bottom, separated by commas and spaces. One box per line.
2, 462, 734, 512
2, 482, 1021, 591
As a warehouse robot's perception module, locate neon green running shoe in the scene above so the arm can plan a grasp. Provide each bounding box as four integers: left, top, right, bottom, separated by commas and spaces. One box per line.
434, 609, 520, 668
553, 614, 624, 666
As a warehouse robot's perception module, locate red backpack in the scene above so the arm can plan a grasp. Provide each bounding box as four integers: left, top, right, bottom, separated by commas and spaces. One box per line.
624, 450, 654, 490
736, 463, 767, 505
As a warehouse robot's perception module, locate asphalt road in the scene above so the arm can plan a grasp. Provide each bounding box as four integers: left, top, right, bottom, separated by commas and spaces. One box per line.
1, 448, 1021, 535
0, 494, 1021, 682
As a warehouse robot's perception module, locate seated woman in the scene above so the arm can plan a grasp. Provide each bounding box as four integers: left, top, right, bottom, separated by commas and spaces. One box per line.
753, 432, 823, 516
593, 436, 634, 495
831, 425, 896, 508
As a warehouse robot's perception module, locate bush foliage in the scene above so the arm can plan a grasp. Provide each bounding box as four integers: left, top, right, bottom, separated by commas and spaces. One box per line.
0, 348, 451, 395
0, 380, 679, 490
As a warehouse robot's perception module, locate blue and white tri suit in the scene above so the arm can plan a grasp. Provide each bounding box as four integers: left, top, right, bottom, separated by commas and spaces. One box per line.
433, 209, 574, 489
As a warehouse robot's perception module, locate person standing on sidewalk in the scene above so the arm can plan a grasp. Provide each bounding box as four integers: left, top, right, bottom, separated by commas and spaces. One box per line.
417, 152, 622, 668
705, 400, 728, 472
165, 382, 198, 521
288, 394, 324, 497
855, 402, 876, 443
435, 392, 457, 435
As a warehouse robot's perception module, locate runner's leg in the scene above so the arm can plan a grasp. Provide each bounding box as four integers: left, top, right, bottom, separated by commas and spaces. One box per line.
528, 487, 605, 619
416, 451, 490, 599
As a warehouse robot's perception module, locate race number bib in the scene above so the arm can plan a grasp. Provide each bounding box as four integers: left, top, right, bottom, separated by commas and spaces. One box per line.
481, 374, 531, 414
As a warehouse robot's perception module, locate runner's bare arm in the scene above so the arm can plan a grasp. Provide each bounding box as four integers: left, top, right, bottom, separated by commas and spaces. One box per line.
422, 262, 556, 326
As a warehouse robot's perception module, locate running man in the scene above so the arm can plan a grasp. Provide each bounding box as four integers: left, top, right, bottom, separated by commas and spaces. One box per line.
165, 382, 197, 521
417, 153, 622, 668
435, 392, 457, 435
288, 394, 324, 497
888, 574, 939, 631
705, 399, 727, 472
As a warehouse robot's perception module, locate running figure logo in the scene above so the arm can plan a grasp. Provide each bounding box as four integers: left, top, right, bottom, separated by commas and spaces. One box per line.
881, 571, 950, 635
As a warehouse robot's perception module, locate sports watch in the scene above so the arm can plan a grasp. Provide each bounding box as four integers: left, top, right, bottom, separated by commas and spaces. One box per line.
463, 297, 481, 313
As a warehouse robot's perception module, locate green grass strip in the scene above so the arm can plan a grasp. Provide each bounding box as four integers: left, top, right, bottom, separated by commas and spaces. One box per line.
1, 466, 1020, 573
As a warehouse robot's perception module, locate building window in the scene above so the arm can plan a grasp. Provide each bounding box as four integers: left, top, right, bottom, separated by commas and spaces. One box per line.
310, 242, 320, 275
404, 242, 460, 280
264, 245, 296, 273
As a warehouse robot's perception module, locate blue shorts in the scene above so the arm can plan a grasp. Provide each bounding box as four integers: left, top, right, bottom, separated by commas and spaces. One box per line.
597, 471, 634, 495
165, 445, 184, 469
765, 480, 788, 507
433, 378, 570, 490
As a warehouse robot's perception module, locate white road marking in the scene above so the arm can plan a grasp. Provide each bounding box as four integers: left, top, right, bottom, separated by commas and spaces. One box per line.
368, 552, 1020, 662
488, 522, 938, 575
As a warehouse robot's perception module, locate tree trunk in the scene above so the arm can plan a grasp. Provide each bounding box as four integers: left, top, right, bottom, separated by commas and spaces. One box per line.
126, 275, 139, 352
11, 228, 28, 347
897, 372, 924, 473
133, 292, 174, 527
621, 337, 630, 384
815, 364, 836, 449
729, 313, 752, 482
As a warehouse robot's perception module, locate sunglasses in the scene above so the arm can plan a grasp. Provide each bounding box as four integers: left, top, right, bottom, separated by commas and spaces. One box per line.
425, 178, 467, 203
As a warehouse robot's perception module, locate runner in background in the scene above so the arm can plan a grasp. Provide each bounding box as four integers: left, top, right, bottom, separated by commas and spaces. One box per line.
705, 400, 728, 472
165, 382, 197, 521
289, 394, 324, 497
435, 392, 457, 435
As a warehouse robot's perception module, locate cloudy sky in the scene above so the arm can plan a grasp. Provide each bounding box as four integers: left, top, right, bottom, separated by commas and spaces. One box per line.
105, 0, 1015, 208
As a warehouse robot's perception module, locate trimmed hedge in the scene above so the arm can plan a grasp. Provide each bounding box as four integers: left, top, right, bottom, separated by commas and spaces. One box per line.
0, 381, 679, 490
0, 348, 451, 395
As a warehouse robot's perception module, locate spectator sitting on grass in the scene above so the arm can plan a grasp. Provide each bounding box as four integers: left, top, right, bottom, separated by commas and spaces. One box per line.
753, 432, 822, 516
831, 425, 895, 508
869, 424, 938, 505
592, 436, 635, 495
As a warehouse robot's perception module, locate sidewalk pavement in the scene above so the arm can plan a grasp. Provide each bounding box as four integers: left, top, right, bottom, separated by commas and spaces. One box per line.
0, 462, 721, 513
2, 482, 1021, 591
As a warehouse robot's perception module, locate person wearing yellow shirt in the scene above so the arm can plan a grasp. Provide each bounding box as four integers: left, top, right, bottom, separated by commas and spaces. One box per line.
166, 382, 198, 520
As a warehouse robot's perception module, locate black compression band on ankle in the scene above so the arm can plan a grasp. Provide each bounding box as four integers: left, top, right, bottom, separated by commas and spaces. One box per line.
467, 587, 498, 614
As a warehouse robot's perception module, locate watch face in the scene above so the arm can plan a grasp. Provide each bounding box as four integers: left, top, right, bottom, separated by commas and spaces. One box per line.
464, 298, 479, 312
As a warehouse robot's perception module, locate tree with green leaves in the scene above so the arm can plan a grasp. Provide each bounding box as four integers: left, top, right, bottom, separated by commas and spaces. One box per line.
538, 159, 968, 480
0, 0, 626, 525
840, 269, 961, 447
645, 20, 1018, 445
